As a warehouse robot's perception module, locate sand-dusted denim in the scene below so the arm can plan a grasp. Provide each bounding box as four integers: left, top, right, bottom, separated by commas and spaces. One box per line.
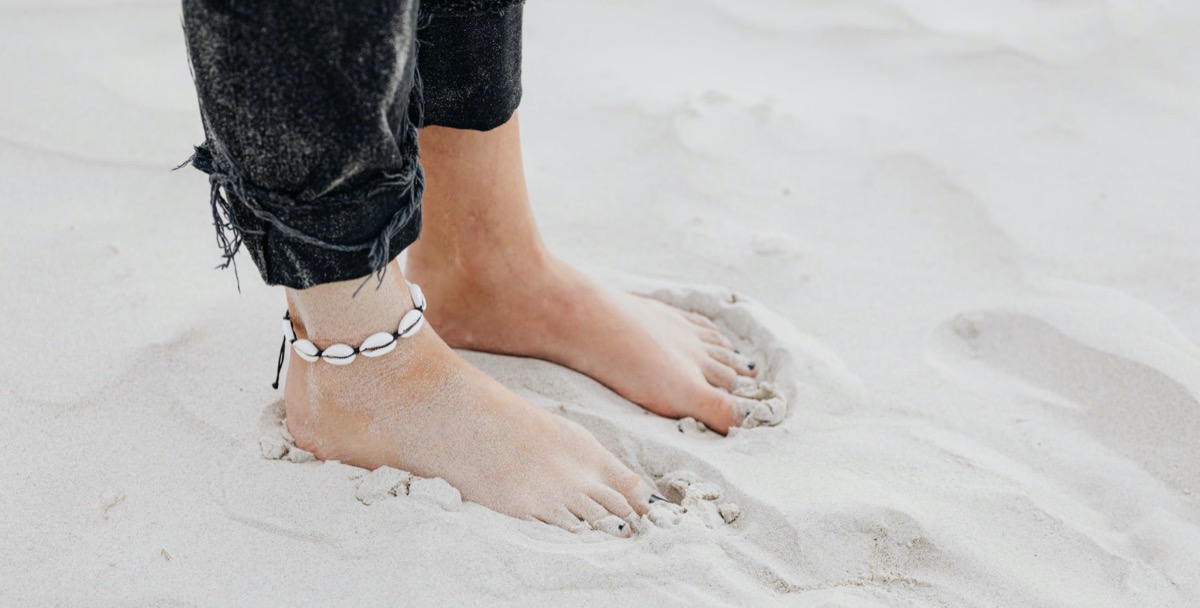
421, 1, 524, 131
183, 0, 524, 289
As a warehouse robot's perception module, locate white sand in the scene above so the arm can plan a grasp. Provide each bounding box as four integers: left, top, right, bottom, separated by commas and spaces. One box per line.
2, 0, 1199, 605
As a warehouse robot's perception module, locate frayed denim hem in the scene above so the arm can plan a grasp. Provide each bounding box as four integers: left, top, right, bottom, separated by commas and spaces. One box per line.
178, 128, 424, 292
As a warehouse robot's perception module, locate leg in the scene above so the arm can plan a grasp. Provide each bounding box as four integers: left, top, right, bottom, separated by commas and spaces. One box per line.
406, 3, 759, 434
407, 118, 759, 434
182, 0, 649, 530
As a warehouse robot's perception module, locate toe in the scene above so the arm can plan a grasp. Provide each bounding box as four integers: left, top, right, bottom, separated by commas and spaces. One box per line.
698, 328, 735, 349
701, 359, 739, 391
701, 388, 787, 430
683, 311, 719, 331
605, 466, 654, 516
588, 485, 636, 520
708, 347, 757, 377
569, 495, 615, 526
536, 507, 588, 533
696, 388, 740, 435
592, 515, 632, 537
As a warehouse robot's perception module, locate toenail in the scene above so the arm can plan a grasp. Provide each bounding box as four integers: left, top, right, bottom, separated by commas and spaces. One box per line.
747, 362, 756, 370
734, 349, 741, 354
618, 523, 625, 530
649, 494, 667, 504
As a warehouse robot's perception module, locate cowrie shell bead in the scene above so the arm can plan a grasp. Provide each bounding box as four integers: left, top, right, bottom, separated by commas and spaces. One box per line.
282, 318, 296, 341
321, 343, 357, 366
292, 339, 319, 363
408, 282, 426, 311
398, 309, 425, 338
359, 332, 397, 357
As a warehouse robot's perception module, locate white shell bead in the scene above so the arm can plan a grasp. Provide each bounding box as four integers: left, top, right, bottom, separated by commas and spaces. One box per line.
359, 332, 397, 357
292, 339, 319, 362
321, 343, 357, 365
279, 287, 427, 366
398, 309, 425, 338
408, 282, 426, 311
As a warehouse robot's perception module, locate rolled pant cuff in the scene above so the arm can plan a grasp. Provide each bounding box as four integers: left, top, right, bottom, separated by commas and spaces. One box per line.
419, 3, 523, 131
187, 140, 424, 291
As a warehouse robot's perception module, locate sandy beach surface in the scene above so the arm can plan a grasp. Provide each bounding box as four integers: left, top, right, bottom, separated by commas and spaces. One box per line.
2, 0, 1199, 605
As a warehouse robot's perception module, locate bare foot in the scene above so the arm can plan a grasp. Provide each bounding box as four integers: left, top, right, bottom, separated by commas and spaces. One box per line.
406, 116, 759, 434
282, 267, 652, 531
406, 253, 758, 434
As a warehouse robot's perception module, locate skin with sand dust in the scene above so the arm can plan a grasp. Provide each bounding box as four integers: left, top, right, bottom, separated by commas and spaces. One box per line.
282, 265, 656, 531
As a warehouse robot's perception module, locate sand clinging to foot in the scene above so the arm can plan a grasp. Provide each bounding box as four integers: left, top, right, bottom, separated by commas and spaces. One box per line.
4, 0, 1200, 604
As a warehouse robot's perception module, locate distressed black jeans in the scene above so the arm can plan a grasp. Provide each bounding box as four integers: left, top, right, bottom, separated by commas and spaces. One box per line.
182, 0, 523, 289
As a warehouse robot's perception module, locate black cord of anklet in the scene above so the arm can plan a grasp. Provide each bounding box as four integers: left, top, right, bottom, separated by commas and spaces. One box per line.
272, 335, 287, 390
272, 311, 293, 389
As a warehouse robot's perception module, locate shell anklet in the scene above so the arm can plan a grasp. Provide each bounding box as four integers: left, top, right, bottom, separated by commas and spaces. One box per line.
271, 281, 428, 388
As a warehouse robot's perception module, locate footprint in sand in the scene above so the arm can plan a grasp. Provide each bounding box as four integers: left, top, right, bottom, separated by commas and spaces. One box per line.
633, 282, 861, 431
929, 308, 1200, 496
643, 285, 795, 430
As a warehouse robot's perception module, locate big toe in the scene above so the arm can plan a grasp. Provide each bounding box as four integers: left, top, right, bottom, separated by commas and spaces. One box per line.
692, 387, 742, 435
605, 465, 654, 517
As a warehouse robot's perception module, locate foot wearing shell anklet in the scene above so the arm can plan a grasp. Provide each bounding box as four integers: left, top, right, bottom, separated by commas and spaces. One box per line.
271, 281, 428, 388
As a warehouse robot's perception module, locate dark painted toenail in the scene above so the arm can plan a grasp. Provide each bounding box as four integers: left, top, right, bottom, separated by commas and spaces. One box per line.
619, 523, 625, 530
748, 362, 756, 370
649, 494, 667, 504
734, 349, 741, 354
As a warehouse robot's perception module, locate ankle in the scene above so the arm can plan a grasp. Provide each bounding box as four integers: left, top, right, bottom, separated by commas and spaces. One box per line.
406, 238, 556, 293
286, 267, 414, 344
